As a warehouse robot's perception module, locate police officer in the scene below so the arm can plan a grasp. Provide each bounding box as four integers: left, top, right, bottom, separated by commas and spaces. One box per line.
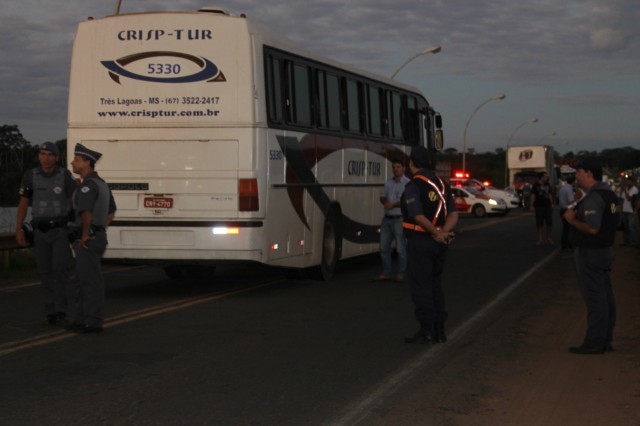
564, 157, 619, 354
66, 144, 116, 334
401, 146, 458, 344
16, 142, 76, 325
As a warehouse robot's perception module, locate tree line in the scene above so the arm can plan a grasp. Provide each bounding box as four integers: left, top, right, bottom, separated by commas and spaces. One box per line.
437, 146, 640, 188
1, 123, 638, 207
0, 125, 67, 207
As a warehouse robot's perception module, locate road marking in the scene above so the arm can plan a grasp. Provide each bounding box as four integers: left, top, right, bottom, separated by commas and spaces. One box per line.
0, 279, 282, 358
330, 247, 560, 426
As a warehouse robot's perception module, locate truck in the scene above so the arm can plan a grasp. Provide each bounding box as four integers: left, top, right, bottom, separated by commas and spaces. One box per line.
507, 145, 558, 192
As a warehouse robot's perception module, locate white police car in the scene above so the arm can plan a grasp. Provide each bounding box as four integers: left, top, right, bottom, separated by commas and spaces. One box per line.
451, 186, 507, 217
450, 177, 520, 211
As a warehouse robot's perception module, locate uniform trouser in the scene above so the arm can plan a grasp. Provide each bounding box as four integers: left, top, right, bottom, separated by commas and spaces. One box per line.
379, 216, 407, 277
407, 234, 448, 326
573, 246, 616, 346
33, 227, 70, 316
73, 231, 107, 327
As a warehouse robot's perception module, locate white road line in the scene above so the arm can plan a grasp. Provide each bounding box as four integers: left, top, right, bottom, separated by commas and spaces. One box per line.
330, 247, 560, 426
0, 278, 283, 357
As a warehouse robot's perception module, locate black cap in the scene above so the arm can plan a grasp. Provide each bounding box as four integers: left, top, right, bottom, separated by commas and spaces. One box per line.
74, 143, 102, 162
410, 146, 430, 169
40, 142, 59, 156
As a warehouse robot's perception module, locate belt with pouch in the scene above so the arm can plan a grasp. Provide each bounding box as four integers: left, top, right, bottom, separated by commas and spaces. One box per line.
32, 219, 68, 232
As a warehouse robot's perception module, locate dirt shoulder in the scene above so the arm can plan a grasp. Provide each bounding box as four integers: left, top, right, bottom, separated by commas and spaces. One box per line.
364, 237, 640, 425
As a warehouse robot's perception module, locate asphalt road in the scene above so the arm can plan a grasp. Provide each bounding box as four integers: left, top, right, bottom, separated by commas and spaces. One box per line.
0, 210, 562, 425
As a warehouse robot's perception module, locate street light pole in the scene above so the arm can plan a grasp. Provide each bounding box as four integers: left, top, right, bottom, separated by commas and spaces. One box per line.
538, 131, 557, 144
462, 93, 506, 173
390, 45, 442, 79
504, 117, 539, 186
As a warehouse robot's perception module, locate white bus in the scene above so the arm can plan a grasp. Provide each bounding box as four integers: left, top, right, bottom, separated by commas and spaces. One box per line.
67, 6, 443, 280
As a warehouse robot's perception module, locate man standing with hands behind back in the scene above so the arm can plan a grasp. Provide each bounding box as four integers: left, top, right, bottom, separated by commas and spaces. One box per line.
66, 144, 116, 334
401, 146, 458, 344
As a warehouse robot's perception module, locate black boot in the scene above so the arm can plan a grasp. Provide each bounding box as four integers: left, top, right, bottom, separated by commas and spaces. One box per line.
405, 323, 433, 344
434, 322, 447, 343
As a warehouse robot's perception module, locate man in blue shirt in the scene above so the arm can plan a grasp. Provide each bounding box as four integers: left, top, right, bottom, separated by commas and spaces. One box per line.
373, 159, 410, 282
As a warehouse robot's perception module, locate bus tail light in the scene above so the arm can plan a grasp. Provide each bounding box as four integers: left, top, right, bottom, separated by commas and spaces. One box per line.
239, 178, 259, 211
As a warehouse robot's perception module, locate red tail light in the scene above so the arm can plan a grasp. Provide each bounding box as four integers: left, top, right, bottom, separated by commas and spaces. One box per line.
239, 179, 259, 211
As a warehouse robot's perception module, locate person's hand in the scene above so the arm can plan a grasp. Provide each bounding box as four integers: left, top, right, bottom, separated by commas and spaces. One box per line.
15, 229, 27, 247
563, 208, 576, 223
433, 229, 455, 245
79, 233, 95, 249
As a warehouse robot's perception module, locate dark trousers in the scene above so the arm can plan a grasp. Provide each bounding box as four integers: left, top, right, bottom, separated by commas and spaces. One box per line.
573, 246, 616, 345
73, 231, 108, 327
407, 234, 448, 326
34, 227, 70, 315
560, 208, 571, 249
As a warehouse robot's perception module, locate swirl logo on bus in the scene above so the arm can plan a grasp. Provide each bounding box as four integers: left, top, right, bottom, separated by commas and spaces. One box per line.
100, 51, 226, 84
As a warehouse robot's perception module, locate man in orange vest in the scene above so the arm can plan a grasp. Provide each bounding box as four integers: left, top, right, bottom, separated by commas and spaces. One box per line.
401, 146, 458, 344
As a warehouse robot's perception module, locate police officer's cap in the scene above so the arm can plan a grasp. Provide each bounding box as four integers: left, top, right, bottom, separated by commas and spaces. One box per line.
410, 146, 430, 169
40, 141, 59, 156
74, 143, 102, 162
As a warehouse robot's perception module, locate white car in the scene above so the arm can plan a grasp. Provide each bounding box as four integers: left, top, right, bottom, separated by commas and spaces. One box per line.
450, 178, 520, 211
451, 186, 507, 217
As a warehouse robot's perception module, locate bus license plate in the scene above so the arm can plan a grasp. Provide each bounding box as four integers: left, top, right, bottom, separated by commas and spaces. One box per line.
144, 197, 173, 209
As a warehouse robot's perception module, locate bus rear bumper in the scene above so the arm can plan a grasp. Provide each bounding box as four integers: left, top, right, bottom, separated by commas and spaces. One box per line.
103, 225, 265, 264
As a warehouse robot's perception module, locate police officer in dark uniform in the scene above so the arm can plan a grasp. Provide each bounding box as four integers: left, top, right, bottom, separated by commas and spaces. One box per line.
401, 146, 458, 344
16, 142, 76, 325
66, 144, 116, 334
564, 157, 620, 354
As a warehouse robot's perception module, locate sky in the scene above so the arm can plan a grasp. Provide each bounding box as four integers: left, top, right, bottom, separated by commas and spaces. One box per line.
1, 0, 639, 156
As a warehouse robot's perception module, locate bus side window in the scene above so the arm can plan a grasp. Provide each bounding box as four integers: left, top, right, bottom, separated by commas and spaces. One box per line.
317, 70, 327, 128
290, 63, 311, 126
317, 70, 341, 131
325, 74, 341, 131
405, 96, 419, 145
367, 85, 383, 137
266, 55, 283, 124
387, 91, 403, 140
344, 78, 362, 134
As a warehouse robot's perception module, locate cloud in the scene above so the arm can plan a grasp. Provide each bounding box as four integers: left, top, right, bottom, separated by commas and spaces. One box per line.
587, 0, 640, 51
550, 93, 639, 107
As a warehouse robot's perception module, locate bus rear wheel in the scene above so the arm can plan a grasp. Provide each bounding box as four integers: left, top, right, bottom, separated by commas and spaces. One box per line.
310, 208, 342, 281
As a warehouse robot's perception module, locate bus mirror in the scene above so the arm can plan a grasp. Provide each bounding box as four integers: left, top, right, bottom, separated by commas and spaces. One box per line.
435, 129, 444, 150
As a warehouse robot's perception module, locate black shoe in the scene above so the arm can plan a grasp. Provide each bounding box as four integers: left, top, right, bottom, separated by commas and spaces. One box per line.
568, 343, 606, 354
405, 329, 433, 344
65, 323, 103, 334
47, 312, 68, 326
434, 322, 447, 343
